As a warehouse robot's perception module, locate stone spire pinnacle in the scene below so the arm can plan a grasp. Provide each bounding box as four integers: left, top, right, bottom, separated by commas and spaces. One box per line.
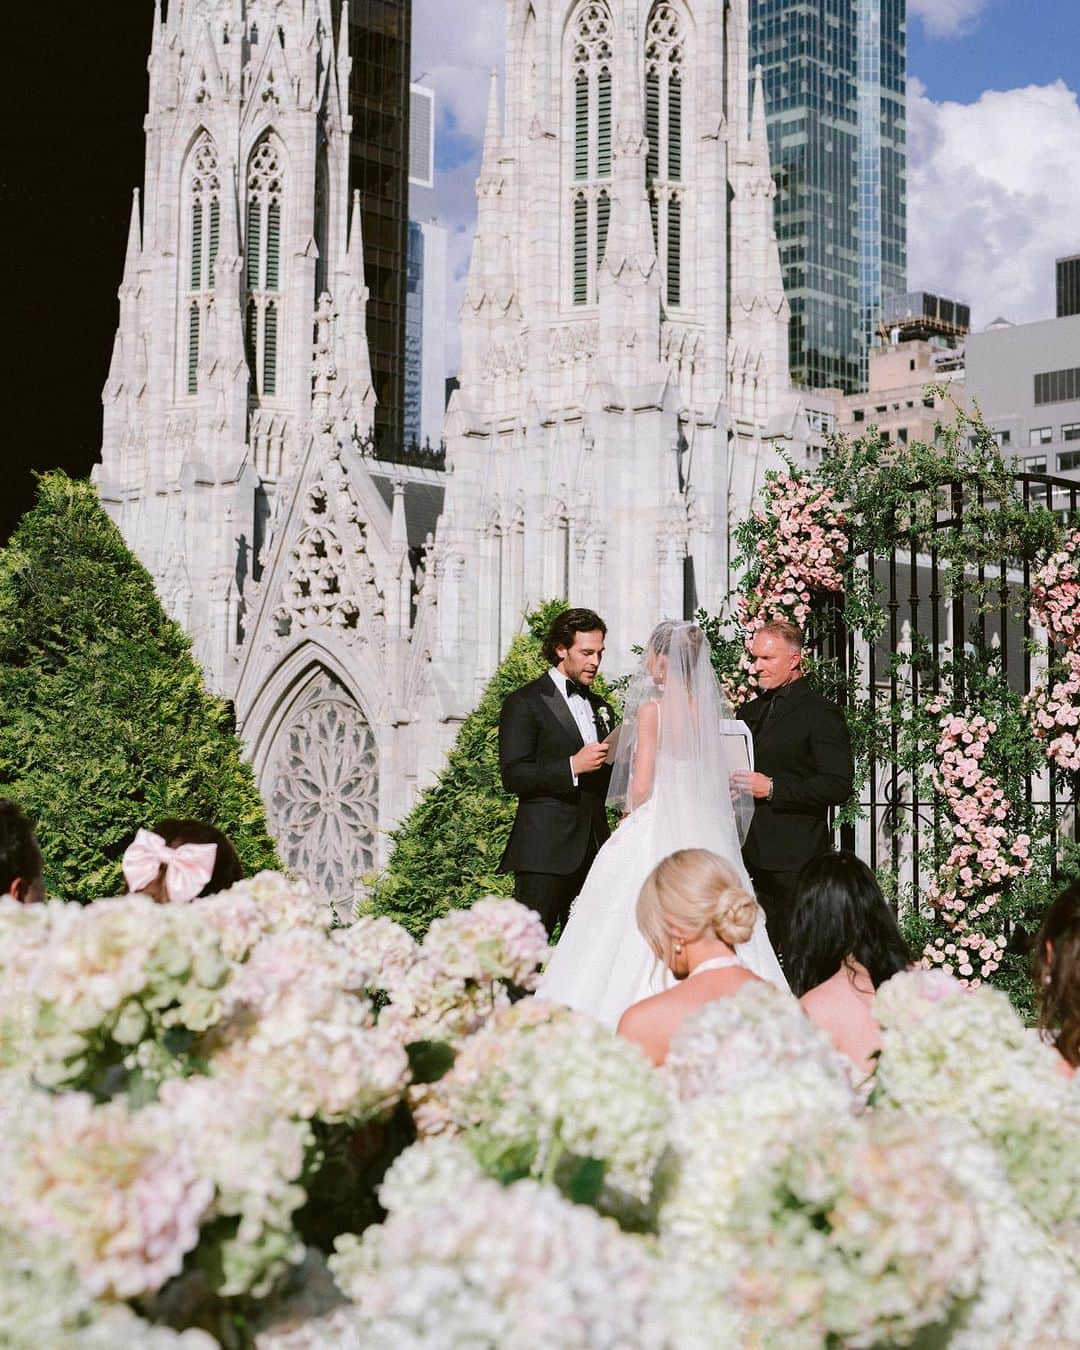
750, 65, 770, 168
480, 67, 501, 177
121, 189, 142, 290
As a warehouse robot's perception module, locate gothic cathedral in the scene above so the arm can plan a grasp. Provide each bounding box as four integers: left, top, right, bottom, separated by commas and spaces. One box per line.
96, 0, 808, 907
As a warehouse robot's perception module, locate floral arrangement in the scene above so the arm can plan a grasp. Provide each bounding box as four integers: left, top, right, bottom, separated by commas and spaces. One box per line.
873, 971, 1080, 1248
1025, 527, 1080, 771
11, 1090, 214, 1300
327, 1177, 666, 1349
24, 894, 230, 1093
200, 927, 410, 1126
411, 999, 670, 1223
722, 1113, 982, 1347
3, 871, 1077, 1346
738, 470, 848, 636
664, 981, 862, 1101
919, 706, 1030, 985
379, 897, 550, 1045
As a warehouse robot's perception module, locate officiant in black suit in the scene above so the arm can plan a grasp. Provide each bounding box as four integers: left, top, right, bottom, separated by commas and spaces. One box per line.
498, 608, 616, 936
735, 620, 854, 964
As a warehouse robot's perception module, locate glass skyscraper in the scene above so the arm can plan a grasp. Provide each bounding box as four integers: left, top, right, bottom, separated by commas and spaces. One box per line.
333, 0, 412, 449
750, 0, 907, 392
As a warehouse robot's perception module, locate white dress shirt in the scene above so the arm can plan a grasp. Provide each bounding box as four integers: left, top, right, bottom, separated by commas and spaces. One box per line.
549, 666, 597, 784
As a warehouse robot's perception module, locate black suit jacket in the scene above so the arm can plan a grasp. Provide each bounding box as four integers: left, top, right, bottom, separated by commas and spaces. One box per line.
740, 678, 854, 874
498, 673, 615, 876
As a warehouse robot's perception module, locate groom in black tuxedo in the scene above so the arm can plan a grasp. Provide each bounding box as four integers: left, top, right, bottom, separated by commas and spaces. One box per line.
736, 620, 854, 964
498, 608, 616, 936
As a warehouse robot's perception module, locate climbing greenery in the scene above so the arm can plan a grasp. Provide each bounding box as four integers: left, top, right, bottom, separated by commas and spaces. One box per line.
370, 601, 616, 937
0, 473, 279, 901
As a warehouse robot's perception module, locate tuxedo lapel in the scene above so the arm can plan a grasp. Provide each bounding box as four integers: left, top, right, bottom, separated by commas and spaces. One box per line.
537, 675, 585, 749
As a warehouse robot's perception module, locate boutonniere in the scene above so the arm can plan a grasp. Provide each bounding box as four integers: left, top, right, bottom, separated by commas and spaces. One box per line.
596, 704, 613, 737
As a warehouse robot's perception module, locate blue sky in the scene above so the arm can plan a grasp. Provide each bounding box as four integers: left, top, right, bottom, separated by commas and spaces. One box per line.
909, 0, 1080, 102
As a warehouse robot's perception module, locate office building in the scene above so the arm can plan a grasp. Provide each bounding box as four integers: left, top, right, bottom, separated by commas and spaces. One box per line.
965, 313, 1080, 513
750, 0, 907, 392
1057, 253, 1080, 319
336, 0, 412, 450
405, 82, 448, 451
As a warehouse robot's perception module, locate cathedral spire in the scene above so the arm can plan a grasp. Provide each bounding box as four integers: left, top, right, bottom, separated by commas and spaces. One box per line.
480, 66, 501, 176
748, 64, 771, 173
121, 189, 142, 290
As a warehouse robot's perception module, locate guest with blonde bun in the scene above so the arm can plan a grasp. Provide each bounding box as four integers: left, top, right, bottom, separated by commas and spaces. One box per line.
617, 848, 763, 1065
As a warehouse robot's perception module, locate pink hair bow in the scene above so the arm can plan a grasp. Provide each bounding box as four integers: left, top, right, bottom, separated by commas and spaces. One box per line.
121, 828, 217, 904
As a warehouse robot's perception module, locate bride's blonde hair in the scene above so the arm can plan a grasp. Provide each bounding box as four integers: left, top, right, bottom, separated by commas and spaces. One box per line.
637, 848, 758, 967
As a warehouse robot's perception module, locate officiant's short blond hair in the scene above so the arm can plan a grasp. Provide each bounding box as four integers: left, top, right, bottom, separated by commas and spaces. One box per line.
637, 848, 758, 966
757, 619, 803, 650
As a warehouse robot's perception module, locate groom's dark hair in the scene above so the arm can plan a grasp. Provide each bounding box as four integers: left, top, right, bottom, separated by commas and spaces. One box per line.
542, 607, 607, 665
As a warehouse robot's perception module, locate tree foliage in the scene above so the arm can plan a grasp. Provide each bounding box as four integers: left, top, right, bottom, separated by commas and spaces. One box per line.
0, 473, 279, 901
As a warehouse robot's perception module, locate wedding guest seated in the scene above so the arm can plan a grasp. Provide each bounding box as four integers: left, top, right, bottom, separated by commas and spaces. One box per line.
617, 848, 763, 1066
787, 851, 910, 1078
122, 818, 244, 903
0, 797, 45, 904
1033, 879, 1080, 1076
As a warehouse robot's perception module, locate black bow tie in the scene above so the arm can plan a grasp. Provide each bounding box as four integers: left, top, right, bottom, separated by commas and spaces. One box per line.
566, 678, 589, 699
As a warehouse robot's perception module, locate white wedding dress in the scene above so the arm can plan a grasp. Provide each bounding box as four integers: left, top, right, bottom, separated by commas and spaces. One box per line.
536, 623, 788, 1029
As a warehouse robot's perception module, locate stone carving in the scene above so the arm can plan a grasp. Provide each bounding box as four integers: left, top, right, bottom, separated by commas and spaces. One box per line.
268, 674, 378, 904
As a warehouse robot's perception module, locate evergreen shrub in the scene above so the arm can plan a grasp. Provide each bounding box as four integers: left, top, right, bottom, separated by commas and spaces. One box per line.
0, 473, 278, 901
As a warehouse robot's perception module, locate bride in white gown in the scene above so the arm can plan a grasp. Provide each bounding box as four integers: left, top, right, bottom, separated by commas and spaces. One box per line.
536, 620, 787, 1027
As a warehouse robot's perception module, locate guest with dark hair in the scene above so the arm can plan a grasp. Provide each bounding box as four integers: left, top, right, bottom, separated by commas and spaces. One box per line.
122, 818, 244, 904
787, 851, 909, 1077
1034, 880, 1080, 1075
0, 798, 45, 904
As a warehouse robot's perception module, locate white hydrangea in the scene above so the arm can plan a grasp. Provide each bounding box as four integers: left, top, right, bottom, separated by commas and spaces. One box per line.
933, 1122, 1080, 1348
0, 1221, 216, 1350
874, 970, 1080, 1245
722, 1112, 982, 1347
660, 1062, 857, 1272
329, 914, 419, 1002
328, 1178, 666, 1348
381, 898, 551, 1046
158, 1075, 312, 1297
664, 980, 861, 1104
376, 1136, 486, 1218
11, 1092, 214, 1300
414, 999, 669, 1220
25, 894, 230, 1091
203, 927, 410, 1125
199, 871, 330, 962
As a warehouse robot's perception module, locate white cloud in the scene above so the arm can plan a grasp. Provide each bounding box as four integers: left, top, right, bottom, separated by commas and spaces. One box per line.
412, 0, 505, 373
906, 78, 1080, 328
907, 0, 993, 39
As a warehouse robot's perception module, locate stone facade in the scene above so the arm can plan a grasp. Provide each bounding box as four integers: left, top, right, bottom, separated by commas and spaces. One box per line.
96, 0, 810, 906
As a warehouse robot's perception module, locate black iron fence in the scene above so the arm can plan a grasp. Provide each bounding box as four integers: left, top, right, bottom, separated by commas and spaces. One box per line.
817, 472, 1079, 894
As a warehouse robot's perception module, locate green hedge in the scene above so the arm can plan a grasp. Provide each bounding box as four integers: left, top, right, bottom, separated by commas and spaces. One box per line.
370, 601, 617, 937
0, 473, 279, 901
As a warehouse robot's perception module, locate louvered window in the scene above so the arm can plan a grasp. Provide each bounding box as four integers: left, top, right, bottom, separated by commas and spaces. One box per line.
245, 136, 285, 398
187, 305, 200, 395
567, 3, 613, 306
183, 134, 220, 396
646, 4, 688, 308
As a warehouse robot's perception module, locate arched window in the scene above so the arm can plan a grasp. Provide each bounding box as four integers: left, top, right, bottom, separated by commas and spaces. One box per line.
245, 136, 284, 397
567, 2, 612, 307
184, 134, 220, 395
646, 3, 686, 307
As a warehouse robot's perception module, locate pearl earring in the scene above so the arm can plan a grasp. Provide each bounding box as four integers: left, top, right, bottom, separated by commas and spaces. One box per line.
674, 941, 684, 955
